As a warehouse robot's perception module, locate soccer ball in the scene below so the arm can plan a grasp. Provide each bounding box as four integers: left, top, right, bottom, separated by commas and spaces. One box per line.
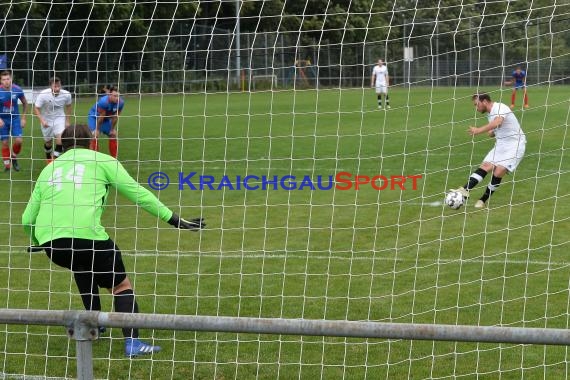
445, 191, 464, 210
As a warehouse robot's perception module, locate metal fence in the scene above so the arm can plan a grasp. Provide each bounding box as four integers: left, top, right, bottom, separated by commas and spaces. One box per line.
3, 309, 570, 380
4, 24, 568, 93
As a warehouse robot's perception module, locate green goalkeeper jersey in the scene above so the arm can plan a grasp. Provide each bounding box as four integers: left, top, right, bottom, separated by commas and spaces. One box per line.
22, 148, 173, 245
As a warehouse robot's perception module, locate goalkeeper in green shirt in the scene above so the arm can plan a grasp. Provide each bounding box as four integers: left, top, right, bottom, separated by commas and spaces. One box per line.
22, 124, 205, 357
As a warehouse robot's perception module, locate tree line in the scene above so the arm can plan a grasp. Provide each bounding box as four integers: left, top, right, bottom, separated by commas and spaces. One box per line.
2, 0, 568, 90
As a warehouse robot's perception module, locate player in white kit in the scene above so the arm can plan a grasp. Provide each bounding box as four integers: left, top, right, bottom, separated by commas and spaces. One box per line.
371, 59, 390, 109
33, 77, 72, 164
450, 93, 526, 208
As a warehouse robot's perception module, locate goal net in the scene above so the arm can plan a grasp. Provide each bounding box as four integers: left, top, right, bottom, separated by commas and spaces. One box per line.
1, 1, 569, 378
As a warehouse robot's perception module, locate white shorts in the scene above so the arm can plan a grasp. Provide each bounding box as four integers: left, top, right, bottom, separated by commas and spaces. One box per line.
375, 84, 388, 94
483, 141, 526, 173
40, 121, 66, 141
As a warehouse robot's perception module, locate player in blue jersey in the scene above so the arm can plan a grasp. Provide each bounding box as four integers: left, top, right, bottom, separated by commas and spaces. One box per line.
0, 70, 28, 171
504, 66, 529, 109
87, 85, 124, 158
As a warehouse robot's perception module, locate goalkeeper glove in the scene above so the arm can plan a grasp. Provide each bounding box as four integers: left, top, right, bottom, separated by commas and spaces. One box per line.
168, 214, 205, 230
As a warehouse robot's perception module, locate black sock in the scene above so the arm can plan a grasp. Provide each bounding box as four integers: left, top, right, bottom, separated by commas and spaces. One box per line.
114, 289, 139, 338
480, 175, 502, 203
465, 168, 488, 190
54, 144, 63, 158
377, 94, 382, 106
73, 272, 102, 311
385, 94, 390, 105
44, 143, 52, 159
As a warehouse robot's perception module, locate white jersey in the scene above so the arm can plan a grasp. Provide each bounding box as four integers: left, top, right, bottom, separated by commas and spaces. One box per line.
373, 65, 388, 86
488, 102, 526, 147
482, 102, 526, 172
34, 88, 72, 124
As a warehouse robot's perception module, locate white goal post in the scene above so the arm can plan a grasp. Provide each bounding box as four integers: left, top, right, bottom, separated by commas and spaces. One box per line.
1, 1, 570, 379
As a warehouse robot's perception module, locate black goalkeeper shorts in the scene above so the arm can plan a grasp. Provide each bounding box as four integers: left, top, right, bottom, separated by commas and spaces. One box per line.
43, 238, 127, 289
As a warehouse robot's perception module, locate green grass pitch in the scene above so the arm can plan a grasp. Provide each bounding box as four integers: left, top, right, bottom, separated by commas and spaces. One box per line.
0, 86, 569, 379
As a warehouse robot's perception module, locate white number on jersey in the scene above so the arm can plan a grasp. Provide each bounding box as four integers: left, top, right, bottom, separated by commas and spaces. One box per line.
47, 165, 86, 191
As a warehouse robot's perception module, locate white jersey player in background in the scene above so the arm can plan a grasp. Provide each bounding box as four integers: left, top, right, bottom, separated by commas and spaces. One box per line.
371, 59, 390, 109
33, 76, 72, 164
450, 93, 526, 208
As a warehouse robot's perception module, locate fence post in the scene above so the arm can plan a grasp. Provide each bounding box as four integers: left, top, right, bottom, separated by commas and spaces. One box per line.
66, 312, 100, 380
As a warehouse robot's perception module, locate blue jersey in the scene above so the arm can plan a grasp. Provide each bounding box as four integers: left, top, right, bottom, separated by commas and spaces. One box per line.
88, 95, 124, 118
512, 70, 526, 86
0, 84, 26, 119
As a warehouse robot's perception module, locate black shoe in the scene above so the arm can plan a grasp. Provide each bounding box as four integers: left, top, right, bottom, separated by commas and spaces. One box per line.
27, 246, 44, 253
11, 159, 20, 172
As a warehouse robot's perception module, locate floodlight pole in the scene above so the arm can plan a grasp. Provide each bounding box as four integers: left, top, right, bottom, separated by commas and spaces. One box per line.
235, 0, 241, 87
469, 21, 473, 87
403, 19, 406, 87
526, 17, 540, 84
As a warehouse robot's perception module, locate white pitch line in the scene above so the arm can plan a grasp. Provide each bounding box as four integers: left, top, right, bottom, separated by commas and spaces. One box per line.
0, 375, 101, 380
123, 162, 568, 175
115, 251, 570, 267
4, 251, 567, 268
